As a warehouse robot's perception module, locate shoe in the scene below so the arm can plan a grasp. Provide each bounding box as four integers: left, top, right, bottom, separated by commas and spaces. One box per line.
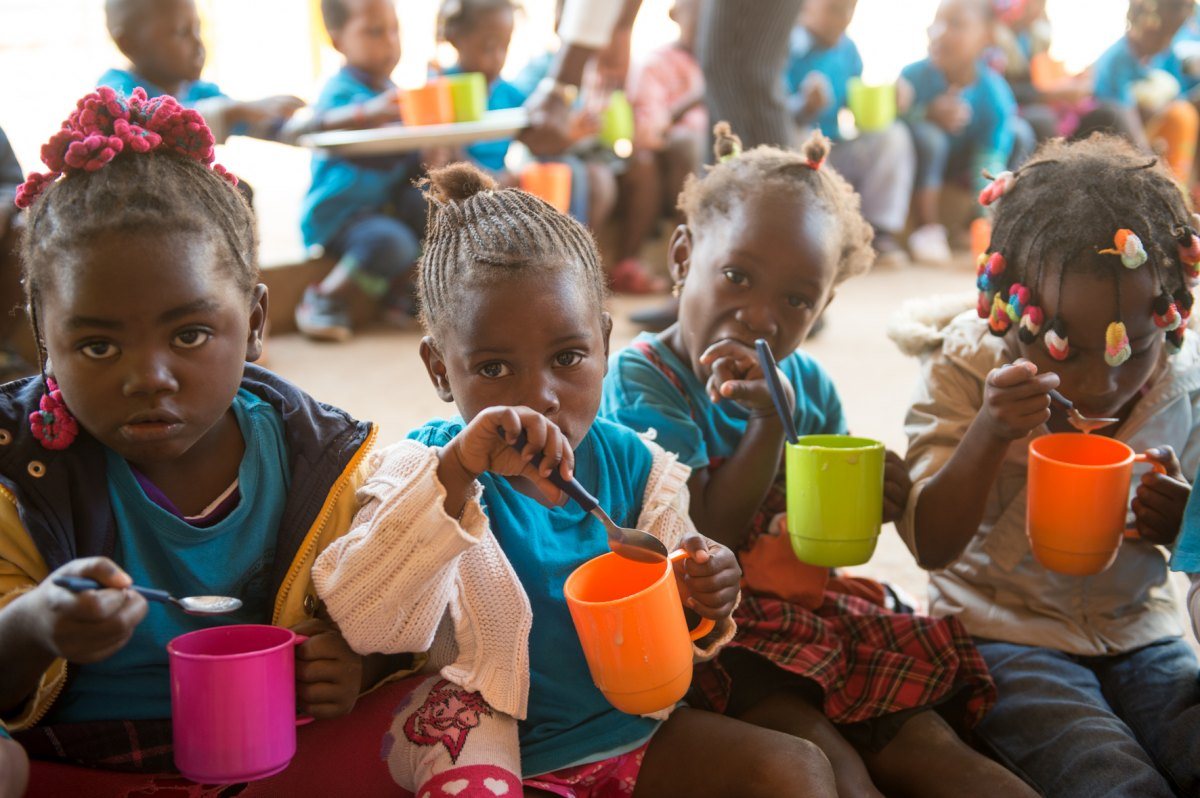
872, 232, 910, 268
908, 224, 953, 265
629, 298, 679, 332
609, 258, 669, 295
295, 285, 352, 343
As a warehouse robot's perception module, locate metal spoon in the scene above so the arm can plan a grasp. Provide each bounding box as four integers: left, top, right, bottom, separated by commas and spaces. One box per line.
508, 430, 669, 563
755, 339, 799, 444
53, 575, 244, 616
1048, 389, 1120, 434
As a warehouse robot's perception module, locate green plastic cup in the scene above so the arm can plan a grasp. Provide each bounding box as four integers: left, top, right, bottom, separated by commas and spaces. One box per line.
600, 90, 635, 150
446, 72, 487, 123
847, 78, 896, 133
786, 435, 884, 567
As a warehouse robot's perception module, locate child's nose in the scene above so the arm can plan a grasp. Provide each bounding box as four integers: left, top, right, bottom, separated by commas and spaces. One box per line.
525, 374, 560, 418
735, 305, 778, 337
123, 352, 180, 397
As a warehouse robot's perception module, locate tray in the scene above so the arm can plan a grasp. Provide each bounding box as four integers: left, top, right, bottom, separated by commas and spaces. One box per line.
297, 108, 529, 156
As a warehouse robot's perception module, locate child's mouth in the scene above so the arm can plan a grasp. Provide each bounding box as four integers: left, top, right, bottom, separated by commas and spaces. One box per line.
121, 412, 184, 442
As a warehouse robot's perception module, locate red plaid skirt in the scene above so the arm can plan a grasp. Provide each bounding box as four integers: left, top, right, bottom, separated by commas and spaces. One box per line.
693, 588, 997, 727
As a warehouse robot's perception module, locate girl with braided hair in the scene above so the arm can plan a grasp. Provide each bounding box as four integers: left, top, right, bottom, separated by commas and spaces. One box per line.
313, 162, 839, 798
601, 123, 1032, 797
0, 88, 416, 793
894, 134, 1200, 796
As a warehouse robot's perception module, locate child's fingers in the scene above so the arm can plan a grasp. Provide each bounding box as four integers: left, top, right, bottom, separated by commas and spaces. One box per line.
987, 361, 1039, 388
1136, 480, 1187, 515
686, 586, 741, 618
1132, 499, 1173, 537
66, 557, 134, 590
883, 481, 909, 517
699, 339, 755, 367
679, 534, 711, 565
296, 658, 347, 685
1142, 446, 1183, 479
718, 379, 767, 403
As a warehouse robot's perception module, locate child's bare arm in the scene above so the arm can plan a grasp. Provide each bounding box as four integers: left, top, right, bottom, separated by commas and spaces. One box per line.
910, 361, 1058, 568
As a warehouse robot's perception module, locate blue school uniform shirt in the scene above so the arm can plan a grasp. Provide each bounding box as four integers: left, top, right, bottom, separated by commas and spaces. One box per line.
46, 391, 290, 723
600, 333, 847, 470
299, 65, 422, 250
444, 65, 527, 172
97, 67, 228, 107
408, 417, 659, 776
900, 57, 1017, 192
784, 28, 863, 141
1092, 35, 1196, 107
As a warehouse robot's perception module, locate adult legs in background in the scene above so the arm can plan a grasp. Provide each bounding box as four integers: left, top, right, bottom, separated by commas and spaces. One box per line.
974, 639, 1178, 798
827, 122, 916, 265
904, 119, 953, 264
1095, 637, 1200, 797
296, 214, 420, 342
697, 0, 804, 150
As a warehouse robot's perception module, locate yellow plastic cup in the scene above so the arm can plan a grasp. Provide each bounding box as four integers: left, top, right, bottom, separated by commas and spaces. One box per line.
847, 78, 897, 133
786, 435, 885, 567
446, 72, 487, 122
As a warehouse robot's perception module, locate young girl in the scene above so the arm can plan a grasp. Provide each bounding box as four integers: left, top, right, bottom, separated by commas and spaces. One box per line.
312, 163, 839, 798
600, 124, 1033, 798
0, 88, 410, 794
894, 135, 1200, 796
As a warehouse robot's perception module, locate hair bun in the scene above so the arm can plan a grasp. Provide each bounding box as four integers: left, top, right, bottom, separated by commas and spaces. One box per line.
712, 121, 743, 162
800, 129, 831, 167
424, 162, 498, 203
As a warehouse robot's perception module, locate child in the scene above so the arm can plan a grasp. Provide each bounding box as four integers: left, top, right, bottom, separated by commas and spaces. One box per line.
295, 0, 426, 342
312, 163, 839, 798
785, 0, 916, 266
99, 0, 305, 144
894, 135, 1200, 797
0, 88, 409, 791
601, 124, 1033, 797
0, 126, 31, 381
901, 0, 1019, 264
439, 0, 525, 177
613, 0, 705, 293
1092, 0, 1199, 184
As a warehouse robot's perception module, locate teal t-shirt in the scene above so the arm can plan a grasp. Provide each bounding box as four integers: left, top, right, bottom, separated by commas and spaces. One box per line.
48, 390, 291, 723
784, 28, 864, 141
408, 416, 659, 776
600, 332, 847, 471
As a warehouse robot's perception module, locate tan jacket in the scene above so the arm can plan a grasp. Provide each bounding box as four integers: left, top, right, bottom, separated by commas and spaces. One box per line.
891, 300, 1200, 655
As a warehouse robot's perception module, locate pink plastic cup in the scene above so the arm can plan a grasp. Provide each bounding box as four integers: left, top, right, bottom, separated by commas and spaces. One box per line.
168, 624, 311, 784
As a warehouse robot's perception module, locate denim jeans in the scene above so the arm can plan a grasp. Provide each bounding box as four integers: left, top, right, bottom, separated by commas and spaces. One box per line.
975, 637, 1200, 797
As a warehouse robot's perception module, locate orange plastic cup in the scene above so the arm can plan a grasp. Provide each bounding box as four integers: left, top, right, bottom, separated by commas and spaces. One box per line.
520, 162, 572, 213
399, 79, 454, 126
1027, 433, 1166, 576
564, 549, 715, 715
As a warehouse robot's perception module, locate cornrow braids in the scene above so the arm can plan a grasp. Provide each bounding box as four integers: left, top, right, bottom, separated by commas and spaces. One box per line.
677, 123, 875, 285
417, 163, 606, 337
977, 133, 1196, 361
438, 0, 520, 40
17, 87, 256, 382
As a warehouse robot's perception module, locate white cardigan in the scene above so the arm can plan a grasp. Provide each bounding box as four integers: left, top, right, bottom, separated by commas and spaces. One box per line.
312, 436, 734, 719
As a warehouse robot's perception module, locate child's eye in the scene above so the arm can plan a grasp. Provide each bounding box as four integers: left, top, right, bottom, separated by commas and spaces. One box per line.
723, 269, 748, 286
555, 351, 584, 368
787, 295, 813, 309
80, 341, 118, 360
478, 362, 512, 379
173, 329, 212, 349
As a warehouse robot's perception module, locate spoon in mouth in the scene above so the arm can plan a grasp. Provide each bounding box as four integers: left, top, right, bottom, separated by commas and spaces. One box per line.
53, 576, 243, 616
1048, 389, 1120, 434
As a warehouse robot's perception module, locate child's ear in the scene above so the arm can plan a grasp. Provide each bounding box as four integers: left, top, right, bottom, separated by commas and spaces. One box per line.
244, 284, 269, 362
420, 336, 455, 403
668, 224, 693, 286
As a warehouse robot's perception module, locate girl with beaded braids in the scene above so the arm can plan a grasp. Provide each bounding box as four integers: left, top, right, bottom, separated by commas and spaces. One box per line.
893, 133, 1200, 797
0, 88, 415, 791
601, 124, 1032, 798
313, 162, 840, 798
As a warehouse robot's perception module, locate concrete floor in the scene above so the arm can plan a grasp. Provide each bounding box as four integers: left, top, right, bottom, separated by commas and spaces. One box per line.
265, 256, 1196, 629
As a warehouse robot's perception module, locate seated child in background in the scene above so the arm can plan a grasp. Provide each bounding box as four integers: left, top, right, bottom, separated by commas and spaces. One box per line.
99, 0, 304, 144
601, 124, 1033, 798
0, 126, 31, 382
900, 0, 1019, 265
0, 89, 411, 792
312, 163, 839, 798
785, 0, 916, 266
893, 135, 1200, 797
1093, 0, 1198, 184
295, 0, 427, 343
613, 0, 704, 294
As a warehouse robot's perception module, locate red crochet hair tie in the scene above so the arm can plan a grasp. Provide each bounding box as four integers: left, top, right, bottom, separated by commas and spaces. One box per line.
14, 86, 237, 209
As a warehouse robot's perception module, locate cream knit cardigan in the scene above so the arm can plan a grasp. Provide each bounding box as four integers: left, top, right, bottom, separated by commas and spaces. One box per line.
312, 436, 735, 720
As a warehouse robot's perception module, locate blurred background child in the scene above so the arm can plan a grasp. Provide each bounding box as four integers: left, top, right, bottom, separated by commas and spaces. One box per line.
0, 126, 30, 382
900, 0, 1019, 265
294, 0, 427, 343
1092, 0, 1199, 184
99, 0, 305, 145
786, 0, 917, 266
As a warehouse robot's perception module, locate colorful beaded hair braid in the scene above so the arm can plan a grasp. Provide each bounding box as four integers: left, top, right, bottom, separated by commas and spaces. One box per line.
15, 87, 242, 449
975, 137, 1198, 366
